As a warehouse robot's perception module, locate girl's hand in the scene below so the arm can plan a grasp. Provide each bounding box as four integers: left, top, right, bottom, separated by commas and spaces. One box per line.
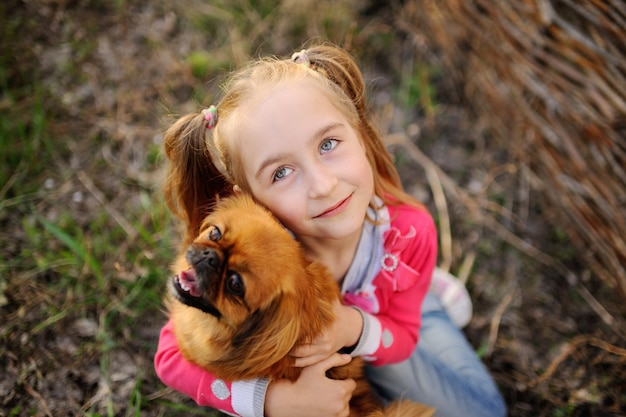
290, 300, 363, 368
264, 353, 356, 417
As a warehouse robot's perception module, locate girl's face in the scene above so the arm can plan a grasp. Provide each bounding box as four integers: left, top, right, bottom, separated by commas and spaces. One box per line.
235, 79, 375, 243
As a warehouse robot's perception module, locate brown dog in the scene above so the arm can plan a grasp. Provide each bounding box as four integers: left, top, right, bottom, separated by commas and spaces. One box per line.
166, 194, 435, 417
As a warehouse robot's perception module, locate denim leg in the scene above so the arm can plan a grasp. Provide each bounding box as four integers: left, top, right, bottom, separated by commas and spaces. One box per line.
365, 293, 507, 417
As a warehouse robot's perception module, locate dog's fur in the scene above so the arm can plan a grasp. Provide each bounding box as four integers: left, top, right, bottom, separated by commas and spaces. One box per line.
166, 194, 435, 416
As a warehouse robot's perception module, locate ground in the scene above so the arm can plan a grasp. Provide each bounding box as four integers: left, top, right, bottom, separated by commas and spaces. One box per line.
1, 1, 624, 416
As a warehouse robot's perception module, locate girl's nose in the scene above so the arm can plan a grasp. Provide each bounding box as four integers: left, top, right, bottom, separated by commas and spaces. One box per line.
307, 164, 338, 199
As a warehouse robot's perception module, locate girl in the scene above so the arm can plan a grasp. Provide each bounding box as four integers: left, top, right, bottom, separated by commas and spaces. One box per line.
155, 43, 506, 417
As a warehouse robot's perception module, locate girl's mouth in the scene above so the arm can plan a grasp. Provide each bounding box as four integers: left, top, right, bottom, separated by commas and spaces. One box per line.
314, 194, 352, 218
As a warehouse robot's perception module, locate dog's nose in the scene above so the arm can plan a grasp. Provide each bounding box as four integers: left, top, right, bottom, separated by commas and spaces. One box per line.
202, 249, 220, 268
186, 245, 221, 270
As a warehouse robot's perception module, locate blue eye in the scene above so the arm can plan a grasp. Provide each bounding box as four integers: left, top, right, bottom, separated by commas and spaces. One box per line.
273, 166, 293, 182
320, 139, 338, 154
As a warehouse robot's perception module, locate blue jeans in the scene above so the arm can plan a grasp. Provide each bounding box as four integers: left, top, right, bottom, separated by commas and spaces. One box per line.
365, 293, 507, 417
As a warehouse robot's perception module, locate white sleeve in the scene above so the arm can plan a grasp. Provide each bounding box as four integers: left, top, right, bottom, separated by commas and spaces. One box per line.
231, 378, 269, 417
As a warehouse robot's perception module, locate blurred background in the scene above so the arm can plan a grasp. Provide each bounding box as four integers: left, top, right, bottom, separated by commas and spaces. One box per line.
1, 0, 624, 415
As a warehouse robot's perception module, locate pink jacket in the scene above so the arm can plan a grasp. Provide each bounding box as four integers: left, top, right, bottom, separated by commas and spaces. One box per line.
154, 203, 436, 417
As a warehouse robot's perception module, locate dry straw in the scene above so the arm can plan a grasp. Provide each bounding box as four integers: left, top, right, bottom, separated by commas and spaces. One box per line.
400, 0, 626, 300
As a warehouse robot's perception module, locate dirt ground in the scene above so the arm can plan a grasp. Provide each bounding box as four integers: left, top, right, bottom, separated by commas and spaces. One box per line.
1, 1, 625, 416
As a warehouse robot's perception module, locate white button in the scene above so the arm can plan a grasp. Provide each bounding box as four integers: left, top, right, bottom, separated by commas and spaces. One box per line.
211, 379, 230, 400
382, 329, 394, 348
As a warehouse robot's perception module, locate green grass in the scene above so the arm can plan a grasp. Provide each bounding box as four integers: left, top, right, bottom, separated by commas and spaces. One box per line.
0, 86, 213, 414
397, 63, 440, 118
0, 47, 180, 415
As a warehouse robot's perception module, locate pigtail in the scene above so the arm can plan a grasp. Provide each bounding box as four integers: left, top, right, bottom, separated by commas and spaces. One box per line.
163, 113, 233, 245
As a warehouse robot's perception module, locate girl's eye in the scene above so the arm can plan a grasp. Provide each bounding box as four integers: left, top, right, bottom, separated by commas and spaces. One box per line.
272, 166, 293, 182
320, 139, 338, 154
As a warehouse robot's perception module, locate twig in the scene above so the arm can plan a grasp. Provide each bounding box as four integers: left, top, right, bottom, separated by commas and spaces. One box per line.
577, 273, 616, 328
531, 335, 626, 387
587, 336, 626, 357
457, 251, 476, 285
77, 170, 137, 239
23, 382, 54, 417
145, 387, 175, 401
424, 159, 453, 272
0, 160, 26, 201
486, 288, 515, 357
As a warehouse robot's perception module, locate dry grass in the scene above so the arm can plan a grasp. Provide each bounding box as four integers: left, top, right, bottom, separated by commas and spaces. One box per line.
397, 0, 626, 301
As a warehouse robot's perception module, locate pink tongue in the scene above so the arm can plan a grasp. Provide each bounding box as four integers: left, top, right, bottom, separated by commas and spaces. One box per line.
179, 269, 201, 297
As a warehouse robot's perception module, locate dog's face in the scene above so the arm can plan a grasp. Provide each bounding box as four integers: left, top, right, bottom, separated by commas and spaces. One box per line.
170, 194, 304, 330
167, 194, 338, 379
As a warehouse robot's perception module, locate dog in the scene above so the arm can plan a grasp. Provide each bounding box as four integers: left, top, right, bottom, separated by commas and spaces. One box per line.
166, 194, 435, 416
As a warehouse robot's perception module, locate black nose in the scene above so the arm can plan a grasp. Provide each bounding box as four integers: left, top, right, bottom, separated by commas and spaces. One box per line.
202, 248, 220, 268
186, 245, 221, 270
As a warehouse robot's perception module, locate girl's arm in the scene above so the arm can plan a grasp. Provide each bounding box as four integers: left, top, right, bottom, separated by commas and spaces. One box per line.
154, 320, 267, 417
155, 320, 355, 417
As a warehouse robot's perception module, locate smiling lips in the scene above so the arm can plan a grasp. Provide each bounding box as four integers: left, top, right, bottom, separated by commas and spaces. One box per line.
314, 194, 352, 218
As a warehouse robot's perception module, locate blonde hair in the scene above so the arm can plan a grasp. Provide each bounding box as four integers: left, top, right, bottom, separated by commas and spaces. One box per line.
164, 43, 424, 244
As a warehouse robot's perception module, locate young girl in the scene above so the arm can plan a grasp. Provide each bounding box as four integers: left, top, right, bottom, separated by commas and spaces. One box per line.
155, 43, 506, 417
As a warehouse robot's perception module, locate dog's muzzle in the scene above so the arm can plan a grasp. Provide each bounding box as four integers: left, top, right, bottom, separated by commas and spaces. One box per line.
170, 244, 223, 318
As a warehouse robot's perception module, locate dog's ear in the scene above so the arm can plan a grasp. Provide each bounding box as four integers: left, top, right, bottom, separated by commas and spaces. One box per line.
214, 292, 302, 379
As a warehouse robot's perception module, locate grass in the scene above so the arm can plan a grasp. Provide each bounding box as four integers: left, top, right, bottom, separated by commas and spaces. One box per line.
397, 64, 439, 119
0, 44, 182, 416
0, 1, 360, 415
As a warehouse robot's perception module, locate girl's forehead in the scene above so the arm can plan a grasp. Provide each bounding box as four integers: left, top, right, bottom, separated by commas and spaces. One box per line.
237, 79, 339, 139
232, 80, 348, 167
245, 77, 321, 111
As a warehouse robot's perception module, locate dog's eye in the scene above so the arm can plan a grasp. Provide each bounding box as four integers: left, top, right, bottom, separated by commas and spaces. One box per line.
225, 272, 244, 297
207, 225, 222, 242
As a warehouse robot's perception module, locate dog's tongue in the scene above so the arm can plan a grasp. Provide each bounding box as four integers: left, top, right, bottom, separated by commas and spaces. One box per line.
178, 269, 201, 297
